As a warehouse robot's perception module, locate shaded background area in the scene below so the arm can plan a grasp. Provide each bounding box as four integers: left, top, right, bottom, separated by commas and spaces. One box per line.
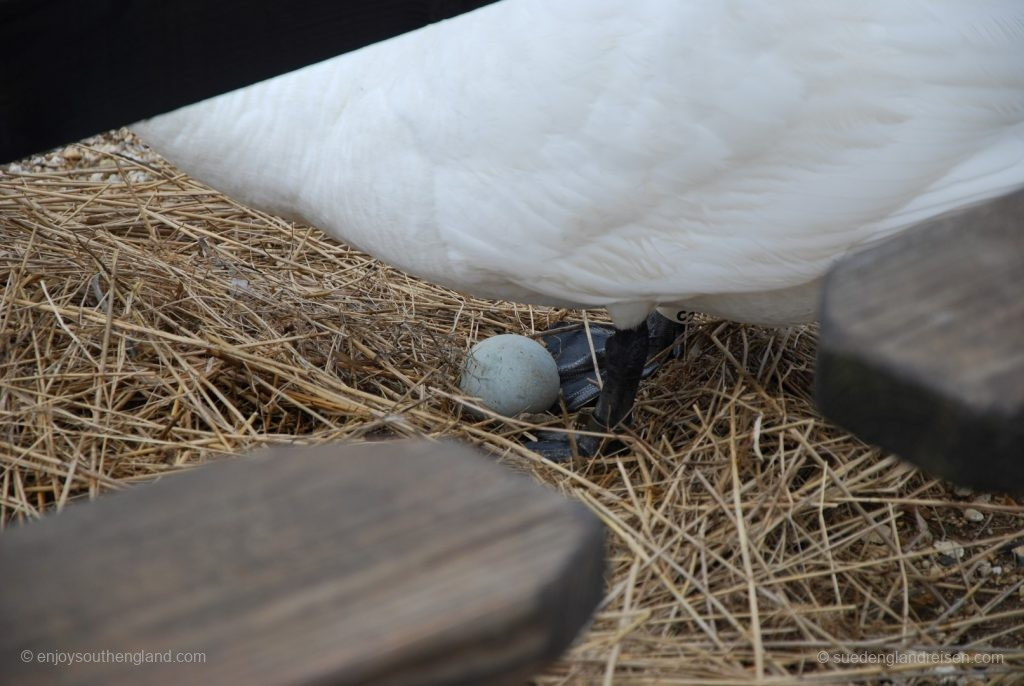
0, 0, 498, 161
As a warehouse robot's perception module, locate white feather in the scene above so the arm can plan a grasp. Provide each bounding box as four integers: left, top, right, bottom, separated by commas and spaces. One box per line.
133, 0, 1024, 328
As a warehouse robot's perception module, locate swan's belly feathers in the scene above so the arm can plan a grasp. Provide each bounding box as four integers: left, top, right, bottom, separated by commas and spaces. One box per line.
133, 0, 1024, 326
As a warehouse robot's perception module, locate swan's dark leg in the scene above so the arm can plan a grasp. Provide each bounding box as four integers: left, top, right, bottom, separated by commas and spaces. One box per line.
591, 320, 649, 431
524, 313, 684, 460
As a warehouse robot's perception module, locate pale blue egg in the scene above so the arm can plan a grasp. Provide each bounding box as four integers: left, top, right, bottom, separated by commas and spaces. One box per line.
460, 335, 559, 417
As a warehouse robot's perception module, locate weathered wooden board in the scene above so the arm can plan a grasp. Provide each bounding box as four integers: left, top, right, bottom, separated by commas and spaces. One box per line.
816, 188, 1024, 491
0, 440, 604, 685
0, 0, 498, 163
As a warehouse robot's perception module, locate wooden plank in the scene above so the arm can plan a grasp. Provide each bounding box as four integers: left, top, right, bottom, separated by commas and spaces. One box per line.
0, 440, 604, 685
816, 188, 1024, 491
0, 0, 498, 163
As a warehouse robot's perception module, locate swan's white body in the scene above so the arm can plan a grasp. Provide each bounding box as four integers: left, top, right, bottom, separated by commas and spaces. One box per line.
134, 0, 1024, 328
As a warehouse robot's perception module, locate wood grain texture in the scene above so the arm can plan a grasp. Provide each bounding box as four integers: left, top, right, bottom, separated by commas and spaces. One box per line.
0, 440, 604, 685
816, 188, 1024, 491
0, 0, 498, 162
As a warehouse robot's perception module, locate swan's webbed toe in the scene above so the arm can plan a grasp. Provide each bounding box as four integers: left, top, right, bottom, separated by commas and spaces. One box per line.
524, 313, 685, 461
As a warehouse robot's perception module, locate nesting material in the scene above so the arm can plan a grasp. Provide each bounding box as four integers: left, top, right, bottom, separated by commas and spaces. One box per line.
2, 131, 1024, 684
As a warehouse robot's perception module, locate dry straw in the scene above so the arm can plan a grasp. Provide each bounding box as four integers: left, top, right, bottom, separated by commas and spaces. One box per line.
2, 131, 1022, 684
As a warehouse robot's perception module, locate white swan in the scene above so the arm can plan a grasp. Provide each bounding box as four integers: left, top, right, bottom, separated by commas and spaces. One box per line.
133, 0, 1024, 451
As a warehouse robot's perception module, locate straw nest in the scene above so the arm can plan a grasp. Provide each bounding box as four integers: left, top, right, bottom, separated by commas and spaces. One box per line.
2, 130, 1023, 685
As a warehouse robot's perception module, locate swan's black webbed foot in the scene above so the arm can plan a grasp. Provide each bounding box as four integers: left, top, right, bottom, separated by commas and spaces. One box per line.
538, 312, 684, 410
523, 312, 684, 461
